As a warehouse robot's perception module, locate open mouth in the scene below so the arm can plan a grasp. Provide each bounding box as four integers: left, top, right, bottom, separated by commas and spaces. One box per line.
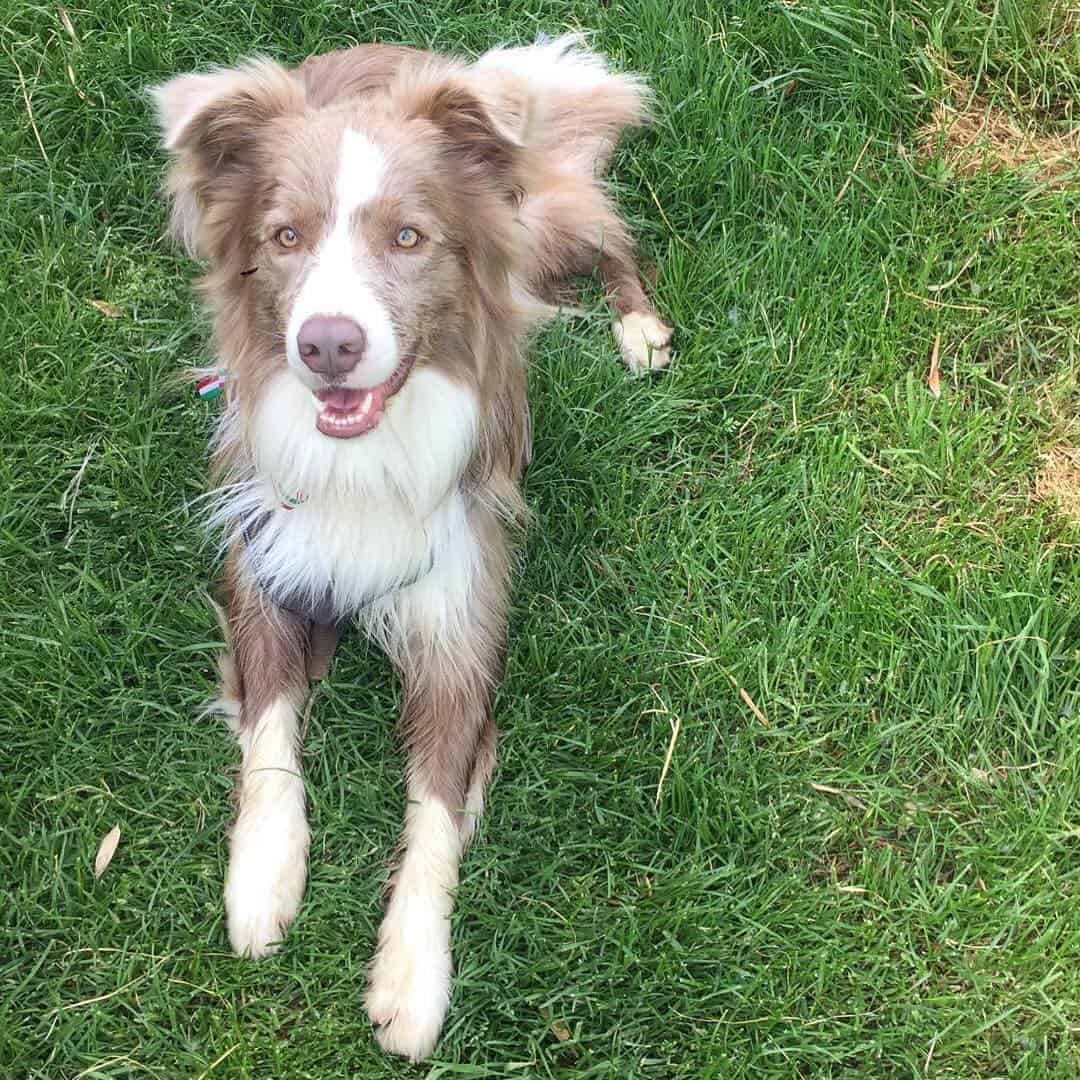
313, 355, 415, 439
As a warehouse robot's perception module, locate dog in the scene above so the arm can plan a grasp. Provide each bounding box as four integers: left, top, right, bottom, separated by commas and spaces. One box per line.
152, 34, 672, 1061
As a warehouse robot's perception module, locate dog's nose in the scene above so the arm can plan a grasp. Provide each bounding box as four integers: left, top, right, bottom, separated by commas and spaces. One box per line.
296, 316, 366, 377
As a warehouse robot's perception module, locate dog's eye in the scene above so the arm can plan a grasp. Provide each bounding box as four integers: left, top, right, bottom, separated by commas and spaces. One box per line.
394, 227, 421, 249
276, 226, 300, 249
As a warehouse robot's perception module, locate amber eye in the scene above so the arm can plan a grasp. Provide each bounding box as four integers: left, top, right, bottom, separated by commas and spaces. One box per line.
394, 227, 421, 249
276, 226, 299, 249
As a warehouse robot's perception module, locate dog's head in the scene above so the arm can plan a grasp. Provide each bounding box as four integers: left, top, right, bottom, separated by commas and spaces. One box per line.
153, 56, 529, 474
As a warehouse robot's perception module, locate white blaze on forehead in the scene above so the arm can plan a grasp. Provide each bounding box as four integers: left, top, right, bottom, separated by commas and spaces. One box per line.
286, 128, 400, 390
336, 128, 386, 213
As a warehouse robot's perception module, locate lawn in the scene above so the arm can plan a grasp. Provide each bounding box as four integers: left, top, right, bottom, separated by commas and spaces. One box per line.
2, 0, 1078, 1076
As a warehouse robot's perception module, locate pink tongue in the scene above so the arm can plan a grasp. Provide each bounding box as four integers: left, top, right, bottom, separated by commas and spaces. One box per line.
315, 387, 364, 413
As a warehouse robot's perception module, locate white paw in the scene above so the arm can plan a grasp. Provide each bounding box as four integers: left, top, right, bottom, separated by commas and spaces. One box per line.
365, 906, 452, 1062
613, 311, 673, 373
225, 801, 309, 958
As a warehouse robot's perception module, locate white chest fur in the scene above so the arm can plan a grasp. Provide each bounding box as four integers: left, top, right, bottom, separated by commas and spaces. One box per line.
216, 366, 482, 620
243, 484, 471, 616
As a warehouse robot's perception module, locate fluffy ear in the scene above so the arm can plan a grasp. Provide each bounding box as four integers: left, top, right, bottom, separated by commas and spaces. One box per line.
150, 58, 303, 256
408, 77, 526, 192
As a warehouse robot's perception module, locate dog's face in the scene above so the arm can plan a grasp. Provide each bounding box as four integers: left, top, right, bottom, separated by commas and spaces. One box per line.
154, 61, 523, 444
253, 118, 474, 440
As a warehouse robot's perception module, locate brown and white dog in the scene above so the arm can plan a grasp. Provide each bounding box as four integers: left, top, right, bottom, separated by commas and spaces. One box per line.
152, 34, 671, 1061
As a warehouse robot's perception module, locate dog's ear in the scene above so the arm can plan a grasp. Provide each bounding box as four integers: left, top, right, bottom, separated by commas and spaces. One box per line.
150, 59, 303, 256
410, 77, 526, 193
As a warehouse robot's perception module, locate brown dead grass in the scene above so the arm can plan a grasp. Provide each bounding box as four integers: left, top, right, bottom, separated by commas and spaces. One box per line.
1036, 446, 1080, 524
917, 62, 1079, 183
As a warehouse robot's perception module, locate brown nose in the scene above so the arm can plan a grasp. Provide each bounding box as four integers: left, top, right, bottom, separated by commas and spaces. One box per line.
296, 315, 366, 377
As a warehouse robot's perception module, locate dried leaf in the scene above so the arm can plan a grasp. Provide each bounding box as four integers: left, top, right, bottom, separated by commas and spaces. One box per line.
58, 5, 79, 43
538, 1006, 573, 1043
66, 63, 93, 104
550, 1019, 572, 1042
94, 825, 120, 879
927, 334, 942, 398
810, 781, 866, 810
810, 782, 844, 796
89, 300, 120, 318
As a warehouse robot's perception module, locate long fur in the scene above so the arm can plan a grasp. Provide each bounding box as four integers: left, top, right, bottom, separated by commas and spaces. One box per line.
153, 34, 671, 1063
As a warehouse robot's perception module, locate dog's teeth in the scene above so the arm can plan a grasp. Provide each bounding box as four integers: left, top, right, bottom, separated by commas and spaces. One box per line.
318, 394, 379, 431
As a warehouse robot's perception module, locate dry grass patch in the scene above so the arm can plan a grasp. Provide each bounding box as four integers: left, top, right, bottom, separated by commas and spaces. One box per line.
1036, 446, 1080, 524
917, 61, 1079, 182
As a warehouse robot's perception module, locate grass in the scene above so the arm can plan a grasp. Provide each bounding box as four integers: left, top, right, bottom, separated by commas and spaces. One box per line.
1, 0, 1078, 1075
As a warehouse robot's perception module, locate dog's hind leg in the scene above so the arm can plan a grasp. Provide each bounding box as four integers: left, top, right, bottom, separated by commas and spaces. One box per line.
599, 248, 674, 374
474, 35, 673, 371
365, 506, 509, 1062
217, 549, 312, 958
518, 176, 674, 372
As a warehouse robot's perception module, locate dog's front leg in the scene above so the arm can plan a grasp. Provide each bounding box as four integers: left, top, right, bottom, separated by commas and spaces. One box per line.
366, 516, 507, 1061
218, 559, 311, 959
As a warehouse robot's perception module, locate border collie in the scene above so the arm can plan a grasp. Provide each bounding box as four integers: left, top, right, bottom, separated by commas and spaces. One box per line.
152, 34, 672, 1061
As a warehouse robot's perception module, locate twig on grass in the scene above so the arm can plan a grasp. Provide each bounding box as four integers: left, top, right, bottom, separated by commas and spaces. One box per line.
648, 686, 682, 806
60, 438, 100, 543
60, 955, 170, 1010
12, 52, 49, 163
902, 289, 988, 313
728, 675, 770, 727
195, 1046, 239, 1080
834, 135, 872, 204
643, 175, 693, 252
927, 252, 977, 293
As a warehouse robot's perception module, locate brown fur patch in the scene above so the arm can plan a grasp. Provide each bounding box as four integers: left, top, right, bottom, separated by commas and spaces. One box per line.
299, 44, 428, 106
395, 503, 510, 812
221, 546, 310, 725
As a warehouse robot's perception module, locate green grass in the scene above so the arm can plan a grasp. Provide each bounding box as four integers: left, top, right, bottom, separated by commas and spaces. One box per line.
2, 0, 1078, 1075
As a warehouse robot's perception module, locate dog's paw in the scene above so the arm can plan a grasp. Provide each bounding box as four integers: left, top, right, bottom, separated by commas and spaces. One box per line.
365, 909, 452, 1062
225, 803, 309, 958
613, 311, 673, 373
